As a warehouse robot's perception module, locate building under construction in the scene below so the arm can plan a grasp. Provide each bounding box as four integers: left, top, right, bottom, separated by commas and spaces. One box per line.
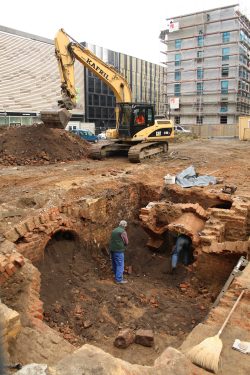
160, 4, 250, 126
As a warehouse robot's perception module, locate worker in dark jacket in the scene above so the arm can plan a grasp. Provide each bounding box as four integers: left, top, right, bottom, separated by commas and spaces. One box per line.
171, 234, 193, 273
109, 220, 129, 284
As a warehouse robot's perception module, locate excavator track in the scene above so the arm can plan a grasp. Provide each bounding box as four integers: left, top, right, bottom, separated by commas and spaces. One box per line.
89, 141, 130, 159
90, 141, 168, 163
128, 142, 168, 163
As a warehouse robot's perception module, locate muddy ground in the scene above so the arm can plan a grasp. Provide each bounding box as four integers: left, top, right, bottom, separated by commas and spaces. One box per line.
1, 137, 250, 367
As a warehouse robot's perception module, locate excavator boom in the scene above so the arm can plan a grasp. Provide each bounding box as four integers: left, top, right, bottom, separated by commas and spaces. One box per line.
41, 29, 132, 129
55, 29, 132, 108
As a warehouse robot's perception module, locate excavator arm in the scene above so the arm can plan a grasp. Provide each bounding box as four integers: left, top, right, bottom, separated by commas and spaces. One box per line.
55, 29, 132, 109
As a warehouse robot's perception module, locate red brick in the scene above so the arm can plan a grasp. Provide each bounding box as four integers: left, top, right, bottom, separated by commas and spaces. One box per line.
33, 312, 43, 320
33, 215, 41, 228
0, 258, 8, 273
49, 211, 58, 221
25, 218, 35, 232
15, 223, 27, 237
5, 263, 16, 276
10, 254, 25, 267
0, 273, 8, 284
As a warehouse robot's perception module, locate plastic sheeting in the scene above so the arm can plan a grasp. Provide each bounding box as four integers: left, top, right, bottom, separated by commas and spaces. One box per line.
175, 165, 217, 188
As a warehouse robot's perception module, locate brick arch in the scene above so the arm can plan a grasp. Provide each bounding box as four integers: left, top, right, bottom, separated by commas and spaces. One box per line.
44, 228, 80, 248
13, 211, 80, 263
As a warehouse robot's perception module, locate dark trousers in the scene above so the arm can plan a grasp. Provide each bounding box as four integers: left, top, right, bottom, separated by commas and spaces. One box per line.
171, 236, 192, 268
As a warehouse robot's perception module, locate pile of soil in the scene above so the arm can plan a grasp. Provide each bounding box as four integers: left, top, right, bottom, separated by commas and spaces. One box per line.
0, 125, 91, 166
36, 226, 214, 365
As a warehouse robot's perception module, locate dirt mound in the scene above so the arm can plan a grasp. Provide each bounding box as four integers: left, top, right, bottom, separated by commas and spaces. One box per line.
0, 125, 91, 166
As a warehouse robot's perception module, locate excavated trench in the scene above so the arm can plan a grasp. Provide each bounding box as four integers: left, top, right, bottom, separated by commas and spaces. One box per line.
33, 187, 244, 366
1, 175, 248, 368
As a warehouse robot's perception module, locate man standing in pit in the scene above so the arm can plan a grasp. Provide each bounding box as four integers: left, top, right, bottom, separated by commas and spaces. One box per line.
109, 220, 129, 284
171, 234, 193, 274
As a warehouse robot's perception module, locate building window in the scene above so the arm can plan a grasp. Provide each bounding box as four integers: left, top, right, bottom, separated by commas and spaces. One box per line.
175, 53, 181, 67
220, 115, 228, 124
196, 116, 203, 124
197, 51, 203, 58
174, 83, 181, 96
175, 116, 180, 124
197, 82, 203, 94
197, 35, 204, 47
221, 80, 229, 94
175, 39, 182, 49
222, 32, 230, 43
220, 102, 228, 112
222, 48, 230, 61
197, 68, 203, 79
221, 65, 229, 77
175, 70, 181, 80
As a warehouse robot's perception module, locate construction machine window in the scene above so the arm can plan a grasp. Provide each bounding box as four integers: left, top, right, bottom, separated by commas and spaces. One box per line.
119, 105, 132, 126
147, 108, 154, 124
134, 108, 146, 125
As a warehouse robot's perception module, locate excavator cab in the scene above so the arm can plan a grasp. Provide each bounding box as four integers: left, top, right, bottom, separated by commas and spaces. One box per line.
117, 103, 155, 139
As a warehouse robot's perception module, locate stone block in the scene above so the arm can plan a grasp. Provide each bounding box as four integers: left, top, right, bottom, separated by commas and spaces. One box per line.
0, 303, 21, 340
135, 329, 154, 347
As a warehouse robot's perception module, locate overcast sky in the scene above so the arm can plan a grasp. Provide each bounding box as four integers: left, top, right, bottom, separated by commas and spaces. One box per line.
1, 0, 249, 64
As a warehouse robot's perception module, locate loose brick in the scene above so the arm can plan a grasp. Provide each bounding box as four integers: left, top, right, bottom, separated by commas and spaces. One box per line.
135, 329, 154, 347
114, 329, 135, 348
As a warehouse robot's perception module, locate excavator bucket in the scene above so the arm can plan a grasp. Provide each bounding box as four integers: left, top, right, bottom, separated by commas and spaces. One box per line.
39, 108, 71, 129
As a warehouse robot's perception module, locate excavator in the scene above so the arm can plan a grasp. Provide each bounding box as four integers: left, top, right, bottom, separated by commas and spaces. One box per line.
41, 29, 174, 162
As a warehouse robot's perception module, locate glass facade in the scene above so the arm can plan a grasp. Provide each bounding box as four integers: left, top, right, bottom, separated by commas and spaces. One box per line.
85, 44, 166, 131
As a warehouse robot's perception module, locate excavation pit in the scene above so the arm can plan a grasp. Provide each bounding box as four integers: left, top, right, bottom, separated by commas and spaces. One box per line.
35, 224, 235, 366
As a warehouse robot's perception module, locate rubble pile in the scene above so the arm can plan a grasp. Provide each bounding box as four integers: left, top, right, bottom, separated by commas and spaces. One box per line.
0, 125, 91, 166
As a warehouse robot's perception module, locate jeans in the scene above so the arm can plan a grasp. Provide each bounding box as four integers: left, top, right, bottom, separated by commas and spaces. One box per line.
171, 236, 191, 269
111, 251, 124, 282
171, 245, 190, 268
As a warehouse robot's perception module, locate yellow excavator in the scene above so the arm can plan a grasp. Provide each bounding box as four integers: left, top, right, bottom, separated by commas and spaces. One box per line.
41, 29, 174, 162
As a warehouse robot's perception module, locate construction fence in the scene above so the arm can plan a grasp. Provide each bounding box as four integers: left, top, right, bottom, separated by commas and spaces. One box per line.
191, 124, 239, 138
